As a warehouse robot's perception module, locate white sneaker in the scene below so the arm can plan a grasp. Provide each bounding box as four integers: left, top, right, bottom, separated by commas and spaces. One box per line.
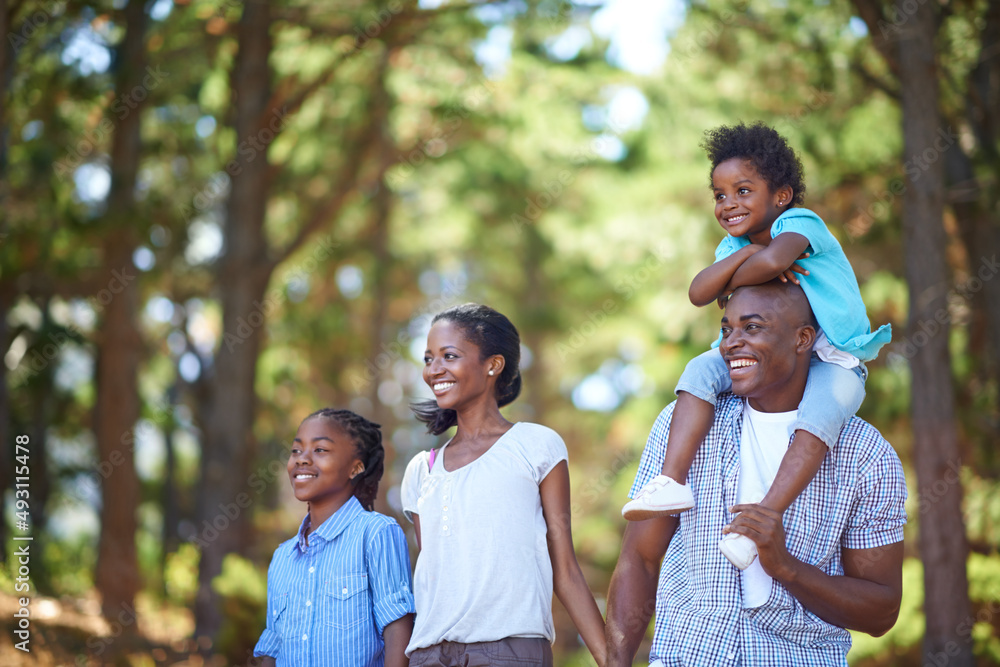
621, 475, 695, 521
719, 533, 758, 570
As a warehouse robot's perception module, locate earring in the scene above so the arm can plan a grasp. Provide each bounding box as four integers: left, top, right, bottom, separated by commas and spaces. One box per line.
488, 370, 495, 376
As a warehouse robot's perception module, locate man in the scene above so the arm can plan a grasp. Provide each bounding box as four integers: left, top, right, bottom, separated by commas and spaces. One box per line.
606, 281, 906, 666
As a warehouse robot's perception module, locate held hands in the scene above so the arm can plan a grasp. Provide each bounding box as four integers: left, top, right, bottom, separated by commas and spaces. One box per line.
722, 503, 797, 581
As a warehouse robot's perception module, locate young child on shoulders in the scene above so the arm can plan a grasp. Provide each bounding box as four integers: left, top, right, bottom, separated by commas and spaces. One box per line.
255, 408, 415, 667
622, 122, 891, 570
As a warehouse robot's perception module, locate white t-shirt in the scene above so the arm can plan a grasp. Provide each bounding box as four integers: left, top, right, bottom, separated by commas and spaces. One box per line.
400, 422, 568, 655
737, 400, 798, 608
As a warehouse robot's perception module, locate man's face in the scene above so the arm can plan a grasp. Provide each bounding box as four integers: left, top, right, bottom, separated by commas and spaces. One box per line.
719, 287, 809, 412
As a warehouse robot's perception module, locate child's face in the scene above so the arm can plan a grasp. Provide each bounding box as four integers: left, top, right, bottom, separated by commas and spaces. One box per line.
711, 158, 788, 245
287, 417, 364, 510
423, 319, 495, 412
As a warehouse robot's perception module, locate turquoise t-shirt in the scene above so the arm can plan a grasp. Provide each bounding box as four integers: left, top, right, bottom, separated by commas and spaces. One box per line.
712, 207, 891, 362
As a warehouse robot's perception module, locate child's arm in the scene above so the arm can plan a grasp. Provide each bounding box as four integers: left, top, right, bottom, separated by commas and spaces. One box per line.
541, 461, 607, 667
723, 232, 811, 293
383, 614, 414, 667
258, 658, 276, 667
690, 244, 765, 306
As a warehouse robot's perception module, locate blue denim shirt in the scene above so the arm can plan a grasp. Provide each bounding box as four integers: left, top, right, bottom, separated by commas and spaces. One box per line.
254, 496, 415, 667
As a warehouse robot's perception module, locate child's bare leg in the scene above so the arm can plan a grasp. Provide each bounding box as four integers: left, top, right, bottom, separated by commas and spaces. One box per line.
622, 392, 714, 521
758, 429, 827, 513
660, 391, 715, 482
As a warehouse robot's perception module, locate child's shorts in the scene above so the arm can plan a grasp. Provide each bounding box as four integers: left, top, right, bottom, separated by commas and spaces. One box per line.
675, 348, 866, 449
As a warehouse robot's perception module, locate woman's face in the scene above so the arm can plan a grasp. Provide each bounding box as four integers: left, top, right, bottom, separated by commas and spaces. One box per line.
422, 319, 497, 412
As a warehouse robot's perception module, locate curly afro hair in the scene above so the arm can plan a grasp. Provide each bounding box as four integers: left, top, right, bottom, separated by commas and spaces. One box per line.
701, 122, 806, 206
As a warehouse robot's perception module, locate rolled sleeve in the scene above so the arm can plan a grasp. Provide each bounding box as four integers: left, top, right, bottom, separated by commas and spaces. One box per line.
842, 441, 908, 550
366, 520, 416, 634
254, 567, 281, 659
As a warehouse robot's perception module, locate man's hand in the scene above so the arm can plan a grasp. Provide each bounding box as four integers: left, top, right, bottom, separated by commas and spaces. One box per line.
723, 503, 797, 580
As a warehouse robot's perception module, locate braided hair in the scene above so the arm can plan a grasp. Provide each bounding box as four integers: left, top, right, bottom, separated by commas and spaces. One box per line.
412, 303, 522, 436
701, 121, 807, 207
304, 408, 384, 511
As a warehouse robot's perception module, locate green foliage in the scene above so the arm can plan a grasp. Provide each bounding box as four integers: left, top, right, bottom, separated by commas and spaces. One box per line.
850, 554, 1000, 664
212, 553, 268, 663
164, 543, 200, 608
41, 535, 95, 597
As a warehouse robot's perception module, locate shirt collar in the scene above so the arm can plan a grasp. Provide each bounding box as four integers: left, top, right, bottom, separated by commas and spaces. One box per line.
295, 495, 364, 552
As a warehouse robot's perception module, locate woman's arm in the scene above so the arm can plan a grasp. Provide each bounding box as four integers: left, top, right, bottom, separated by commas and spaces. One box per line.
690, 244, 765, 306
383, 614, 415, 667
412, 515, 421, 551
540, 461, 607, 667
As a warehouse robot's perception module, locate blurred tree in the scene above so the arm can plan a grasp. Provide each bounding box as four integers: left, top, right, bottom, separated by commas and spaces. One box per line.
93, 0, 147, 624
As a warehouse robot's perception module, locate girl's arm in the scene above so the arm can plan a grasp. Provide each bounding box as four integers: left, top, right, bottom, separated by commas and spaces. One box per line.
723, 232, 811, 293
540, 461, 607, 667
383, 614, 415, 667
690, 244, 765, 306
259, 658, 276, 667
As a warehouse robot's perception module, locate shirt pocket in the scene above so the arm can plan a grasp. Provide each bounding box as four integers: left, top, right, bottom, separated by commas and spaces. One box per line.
325, 573, 369, 630
271, 593, 291, 637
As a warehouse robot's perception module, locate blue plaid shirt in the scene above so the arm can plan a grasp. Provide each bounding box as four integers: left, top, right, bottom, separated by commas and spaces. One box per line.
630, 394, 907, 667
254, 496, 415, 667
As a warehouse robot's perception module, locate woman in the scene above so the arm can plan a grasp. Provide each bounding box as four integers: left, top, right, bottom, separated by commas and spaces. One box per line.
401, 303, 606, 666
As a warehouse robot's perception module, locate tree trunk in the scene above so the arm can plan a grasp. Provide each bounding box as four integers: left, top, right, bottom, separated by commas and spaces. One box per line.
194, 0, 274, 640
896, 1, 973, 664
93, 0, 146, 624
0, 0, 13, 567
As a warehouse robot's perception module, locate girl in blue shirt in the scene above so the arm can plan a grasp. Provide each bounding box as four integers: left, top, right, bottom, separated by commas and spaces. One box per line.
623, 122, 891, 571
255, 409, 415, 667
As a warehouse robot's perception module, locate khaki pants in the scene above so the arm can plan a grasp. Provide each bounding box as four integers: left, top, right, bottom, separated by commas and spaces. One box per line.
408, 638, 553, 666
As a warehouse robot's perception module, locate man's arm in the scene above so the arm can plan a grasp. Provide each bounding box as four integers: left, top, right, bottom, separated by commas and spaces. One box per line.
725, 504, 903, 636
690, 244, 764, 306
605, 516, 678, 666
723, 232, 811, 294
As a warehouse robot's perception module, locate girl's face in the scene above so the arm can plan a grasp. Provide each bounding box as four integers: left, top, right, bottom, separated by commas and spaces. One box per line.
287, 417, 364, 511
711, 158, 790, 246
423, 319, 498, 412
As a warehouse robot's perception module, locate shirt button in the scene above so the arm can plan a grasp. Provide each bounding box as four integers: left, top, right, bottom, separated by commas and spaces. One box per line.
342, 586, 348, 594
305, 600, 311, 607
443, 505, 449, 511
308, 567, 314, 573
302, 634, 308, 641
727, 652, 735, 659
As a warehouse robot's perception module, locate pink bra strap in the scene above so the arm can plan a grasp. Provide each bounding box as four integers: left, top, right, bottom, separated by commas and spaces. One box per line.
428, 448, 436, 471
